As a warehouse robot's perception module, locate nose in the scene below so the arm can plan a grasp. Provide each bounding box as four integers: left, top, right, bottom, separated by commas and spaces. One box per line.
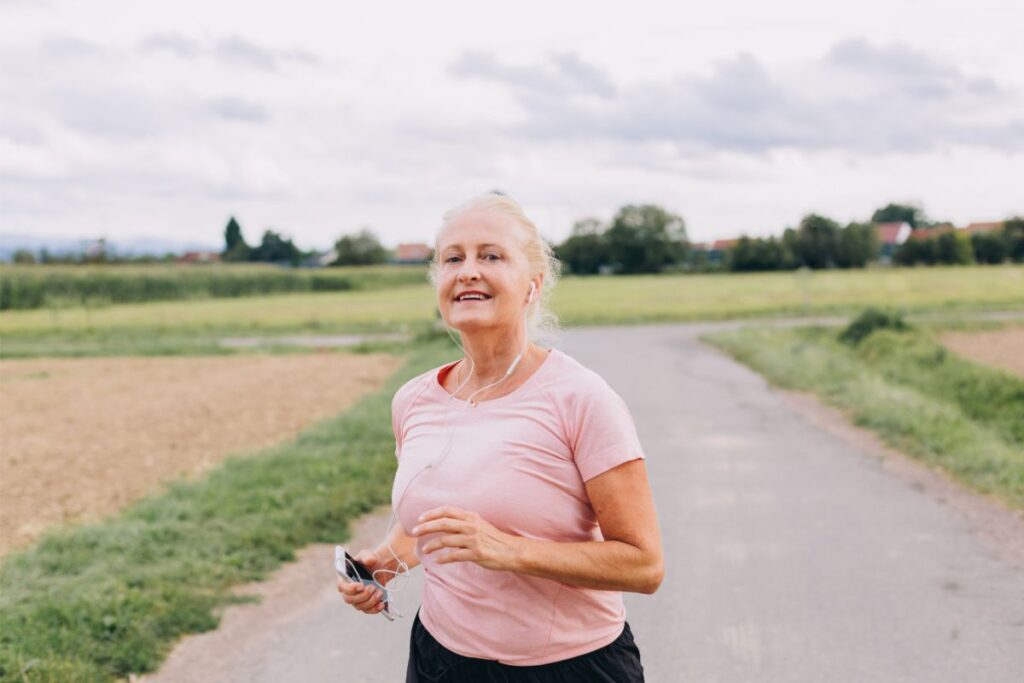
456, 259, 481, 283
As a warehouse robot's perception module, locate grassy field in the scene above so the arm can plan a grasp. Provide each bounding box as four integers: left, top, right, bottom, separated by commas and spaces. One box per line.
703, 321, 1024, 511
2, 265, 1023, 358
0, 337, 457, 683
0, 263, 431, 310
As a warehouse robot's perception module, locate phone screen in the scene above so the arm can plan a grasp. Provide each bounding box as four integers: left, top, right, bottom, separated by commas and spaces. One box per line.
344, 551, 376, 582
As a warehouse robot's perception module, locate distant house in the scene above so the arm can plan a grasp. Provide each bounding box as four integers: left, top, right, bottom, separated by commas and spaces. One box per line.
704, 238, 738, 265
875, 222, 912, 263
84, 238, 107, 259
312, 249, 338, 267
962, 221, 1004, 235
392, 242, 433, 264
175, 251, 221, 264
907, 224, 955, 241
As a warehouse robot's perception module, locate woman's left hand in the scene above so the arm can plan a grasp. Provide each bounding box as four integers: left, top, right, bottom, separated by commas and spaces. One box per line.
410, 506, 520, 571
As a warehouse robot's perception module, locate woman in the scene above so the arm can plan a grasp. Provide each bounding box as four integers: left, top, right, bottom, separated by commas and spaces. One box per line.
338, 193, 663, 682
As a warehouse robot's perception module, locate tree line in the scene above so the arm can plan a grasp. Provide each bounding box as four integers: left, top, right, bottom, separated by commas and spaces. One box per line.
222, 218, 391, 267
554, 202, 1024, 275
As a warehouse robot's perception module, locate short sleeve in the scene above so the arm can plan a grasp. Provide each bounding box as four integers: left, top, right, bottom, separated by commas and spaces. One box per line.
567, 378, 646, 482
391, 390, 404, 458
391, 371, 435, 460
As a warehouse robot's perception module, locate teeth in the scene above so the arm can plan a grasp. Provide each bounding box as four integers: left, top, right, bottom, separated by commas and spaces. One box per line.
458, 294, 487, 300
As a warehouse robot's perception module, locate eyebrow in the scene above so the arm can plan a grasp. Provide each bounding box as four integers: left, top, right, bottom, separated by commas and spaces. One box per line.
441, 243, 506, 252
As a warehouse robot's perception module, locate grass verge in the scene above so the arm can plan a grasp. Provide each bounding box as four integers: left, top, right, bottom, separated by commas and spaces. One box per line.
3, 266, 1023, 359
702, 323, 1024, 511
0, 338, 455, 682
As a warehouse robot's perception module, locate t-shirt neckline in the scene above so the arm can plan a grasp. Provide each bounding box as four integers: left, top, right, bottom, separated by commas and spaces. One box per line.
431, 347, 558, 407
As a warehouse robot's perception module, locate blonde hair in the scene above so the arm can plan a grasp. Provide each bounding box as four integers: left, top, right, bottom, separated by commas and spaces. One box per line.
429, 193, 561, 340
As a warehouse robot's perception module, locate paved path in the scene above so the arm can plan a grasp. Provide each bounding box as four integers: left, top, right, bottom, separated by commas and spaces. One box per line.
146, 323, 1024, 682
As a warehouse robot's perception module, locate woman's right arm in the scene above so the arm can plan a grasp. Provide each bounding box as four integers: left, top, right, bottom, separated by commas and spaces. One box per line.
337, 522, 419, 614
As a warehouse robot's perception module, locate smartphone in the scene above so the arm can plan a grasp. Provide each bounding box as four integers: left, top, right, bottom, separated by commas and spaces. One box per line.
335, 546, 394, 621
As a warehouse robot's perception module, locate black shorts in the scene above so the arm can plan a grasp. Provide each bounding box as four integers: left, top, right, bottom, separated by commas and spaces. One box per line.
405, 611, 645, 682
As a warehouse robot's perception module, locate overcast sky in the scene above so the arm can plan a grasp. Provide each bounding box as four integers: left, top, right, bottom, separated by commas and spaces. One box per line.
1, 0, 1022, 250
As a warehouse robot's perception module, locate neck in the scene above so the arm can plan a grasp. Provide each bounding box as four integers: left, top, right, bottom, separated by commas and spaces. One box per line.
458, 326, 532, 385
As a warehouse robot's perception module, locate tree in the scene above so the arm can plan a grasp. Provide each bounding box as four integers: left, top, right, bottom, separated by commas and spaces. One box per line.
604, 204, 688, 274
222, 216, 251, 262
1005, 216, 1024, 263
332, 228, 389, 266
251, 229, 302, 265
12, 248, 36, 264
556, 218, 611, 275
970, 232, 1007, 264
793, 214, 840, 269
835, 222, 880, 268
726, 236, 790, 271
935, 231, 974, 265
872, 203, 925, 229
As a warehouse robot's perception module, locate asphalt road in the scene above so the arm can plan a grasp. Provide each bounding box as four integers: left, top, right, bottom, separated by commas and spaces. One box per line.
146, 323, 1024, 682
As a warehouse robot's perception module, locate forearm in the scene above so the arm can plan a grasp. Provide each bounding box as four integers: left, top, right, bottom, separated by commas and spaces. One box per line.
509, 537, 663, 594
374, 522, 420, 572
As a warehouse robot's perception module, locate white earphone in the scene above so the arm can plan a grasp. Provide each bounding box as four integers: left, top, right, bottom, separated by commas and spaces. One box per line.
527, 282, 536, 304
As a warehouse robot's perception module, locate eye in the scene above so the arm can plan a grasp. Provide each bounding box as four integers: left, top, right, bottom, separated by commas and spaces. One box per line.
444, 255, 462, 264
483, 252, 501, 261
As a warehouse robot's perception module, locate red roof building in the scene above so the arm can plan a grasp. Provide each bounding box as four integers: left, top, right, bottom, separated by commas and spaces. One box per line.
393, 243, 433, 263
875, 222, 912, 246
175, 251, 221, 264
963, 221, 1004, 234
907, 224, 955, 241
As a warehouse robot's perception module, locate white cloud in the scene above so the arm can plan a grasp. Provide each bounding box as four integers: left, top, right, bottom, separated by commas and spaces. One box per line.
446, 42, 1024, 156
0, 1, 1021, 248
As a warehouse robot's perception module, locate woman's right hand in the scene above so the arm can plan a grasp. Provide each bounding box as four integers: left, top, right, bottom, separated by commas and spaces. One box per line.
337, 549, 390, 615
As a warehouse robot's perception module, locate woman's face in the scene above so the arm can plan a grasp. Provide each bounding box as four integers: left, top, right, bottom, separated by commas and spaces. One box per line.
435, 209, 537, 336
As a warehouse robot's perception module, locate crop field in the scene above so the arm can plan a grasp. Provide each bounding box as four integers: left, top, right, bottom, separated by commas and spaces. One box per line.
0, 352, 403, 557
939, 326, 1024, 378
2, 266, 1022, 358
0, 263, 430, 310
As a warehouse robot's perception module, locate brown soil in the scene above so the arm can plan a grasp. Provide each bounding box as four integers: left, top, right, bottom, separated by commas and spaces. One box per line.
939, 327, 1024, 378
0, 352, 403, 556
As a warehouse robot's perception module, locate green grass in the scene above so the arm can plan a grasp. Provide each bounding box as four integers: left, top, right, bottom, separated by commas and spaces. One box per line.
703, 323, 1024, 510
3, 266, 1023, 358
0, 263, 431, 310
0, 338, 457, 682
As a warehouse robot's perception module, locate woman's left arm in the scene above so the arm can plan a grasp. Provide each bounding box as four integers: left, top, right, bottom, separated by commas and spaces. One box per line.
411, 459, 664, 594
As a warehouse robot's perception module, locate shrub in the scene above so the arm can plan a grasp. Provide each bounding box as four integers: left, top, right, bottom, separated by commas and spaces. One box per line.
839, 308, 908, 346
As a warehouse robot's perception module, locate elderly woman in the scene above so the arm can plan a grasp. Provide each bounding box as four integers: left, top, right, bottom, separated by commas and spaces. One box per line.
338, 193, 663, 682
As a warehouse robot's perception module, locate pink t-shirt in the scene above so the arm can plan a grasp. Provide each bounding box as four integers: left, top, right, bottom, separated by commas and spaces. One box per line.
390, 347, 646, 666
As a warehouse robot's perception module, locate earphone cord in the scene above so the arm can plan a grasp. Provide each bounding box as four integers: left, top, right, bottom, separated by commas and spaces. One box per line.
370, 314, 532, 604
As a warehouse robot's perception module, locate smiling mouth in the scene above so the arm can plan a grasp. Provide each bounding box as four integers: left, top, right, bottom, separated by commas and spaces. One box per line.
454, 294, 493, 302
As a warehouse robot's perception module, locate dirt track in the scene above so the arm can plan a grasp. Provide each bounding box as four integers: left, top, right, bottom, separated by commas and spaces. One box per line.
0, 352, 402, 556
940, 326, 1024, 378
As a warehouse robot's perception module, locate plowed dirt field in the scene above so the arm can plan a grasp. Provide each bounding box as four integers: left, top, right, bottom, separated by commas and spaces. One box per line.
0, 352, 402, 555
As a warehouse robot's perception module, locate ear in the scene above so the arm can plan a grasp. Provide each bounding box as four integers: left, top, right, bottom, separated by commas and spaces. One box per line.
528, 275, 543, 303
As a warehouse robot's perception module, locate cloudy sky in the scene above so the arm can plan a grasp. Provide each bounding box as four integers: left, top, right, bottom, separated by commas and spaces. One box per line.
1, 0, 1022, 250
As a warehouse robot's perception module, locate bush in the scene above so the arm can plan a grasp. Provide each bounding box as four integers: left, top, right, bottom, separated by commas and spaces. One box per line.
839, 308, 908, 346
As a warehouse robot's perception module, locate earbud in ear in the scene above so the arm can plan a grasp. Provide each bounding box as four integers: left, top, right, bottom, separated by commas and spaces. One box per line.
527, 282, 536, 304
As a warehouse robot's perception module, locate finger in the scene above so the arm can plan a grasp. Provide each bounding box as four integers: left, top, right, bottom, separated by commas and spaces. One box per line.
354, 550, 378, 566
417, 506, 469, 524
436, 548, 474, 565
349, 586, 381, 609
422, 534, 471, 555
410, 518, 469, 537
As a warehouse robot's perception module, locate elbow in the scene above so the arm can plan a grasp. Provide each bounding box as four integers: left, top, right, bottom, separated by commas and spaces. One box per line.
639, 557, 664, 595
